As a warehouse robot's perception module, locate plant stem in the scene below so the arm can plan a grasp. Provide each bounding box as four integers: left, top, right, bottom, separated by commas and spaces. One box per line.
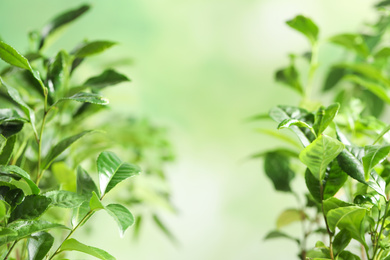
304, 42, 319, 101
36, 106, 53, 186
48, 210, 94, 260
372, 200, 390, 259
5, 241, 18, 260
320, 184, 334, 260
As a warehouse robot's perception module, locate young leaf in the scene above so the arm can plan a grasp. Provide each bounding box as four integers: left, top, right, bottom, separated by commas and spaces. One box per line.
97, 151, 141, 196
286, 15, 319, 45
275, 64, 304, 95
44, 190, 86, 208
46, 50, 70, 100
299, 135, 344, 180
27, 232, 54, 260
277, 118, 313, 131
329, 34, 369, 57
0, 220, 68, 246
105, 204, 134, 237
362, 145, 390, 180
42, 130, 93, 170
276, 209, 304, 228
264, 230, 300, 245
89, 191, 104, 211
55, 92, 109, 105
0, 41, 31, 70
312, 104, 340, 135
10, 195, 51, 222
83, 69, 130, 90
0, 135, 16, 165
264, 151, 295, 192
74, 41, 116, 58
77, 166, 99, 198
59, 238, 115, 260
326, 206, 366, 244
0, 78, 38, 137
0, 165, 40, 194
39, 4, 90, 49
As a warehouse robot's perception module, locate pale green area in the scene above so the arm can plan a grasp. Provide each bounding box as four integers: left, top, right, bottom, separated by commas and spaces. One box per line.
0, 0, 375, 259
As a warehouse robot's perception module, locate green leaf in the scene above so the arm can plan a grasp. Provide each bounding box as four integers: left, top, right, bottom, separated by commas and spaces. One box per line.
0, 165, 40, 195
105, 204, 134, 237
374, 47, 390, 59
27, 232, 54, 260
362, 145, 390, 180
77, 166, 99, 198
264, 230, 300, 244
47, 50, 70, 100
264, 151, 295, 192
44, 190, 86, 208
59, 238, 115, 260
74, 41, 116, 58
275, 64, 304, 95
52, 162, 76, 192
333, 230, 352, 256
42, 130, 93, 170
39, 4, 90, 49
251, 148, 299, 159
277, 118, 313, 131
83, 69, 130, 90
89, 191, 104, 211
56, 92, 109, 105
97, 151, 140, 196
329, 34, 369, 57
0, 228, 17, 237
323, 67, 346, 91
326, 206, 366, 244
343, 75, 390, 104
0, 220, 68, 246
338, 250, 361, 260
255, 129, 302, 148
0, 41, 31, 70
374, 124, 390, 144
0, 200, 10, 222
152, 214, 176, 243
0, 135, 16, 165
0, 135, 5, 154
336, 63, 390, 86
0, 78, 37, 137
10, 195, 51, 222
286, 15, 319, 45
338, 147, 386, 197
269, 105, 313, 147
312, 104, 340, 135
276, 209, 304, 228
0, 109, 27, 138
299, 135, 344, 180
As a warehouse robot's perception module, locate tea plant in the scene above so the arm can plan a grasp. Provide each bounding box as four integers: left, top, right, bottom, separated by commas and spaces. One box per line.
255, 2, 390, 259
0, 4, 174, 260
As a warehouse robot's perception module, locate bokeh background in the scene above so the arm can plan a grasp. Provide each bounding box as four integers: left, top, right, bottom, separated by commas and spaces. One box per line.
0, 0, 377, 259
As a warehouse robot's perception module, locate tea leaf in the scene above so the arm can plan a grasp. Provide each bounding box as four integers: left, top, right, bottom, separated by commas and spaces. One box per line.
333, 230, 352, 256
312, 104, 340, 135
97, 151, 140, 196
83, 69, 130, 90
56, 92, 109, 105
0, 165, 40, 195
77, 166, 99, 198
44, 190, 86, 208
275, 64, 304, 95
152, 214, 176, 243
374, 47, 390, 59
59, 238, 115, 260
343, 75, 390, 104
323, 67, 346, 91
10, 195, 51, 222
40, 4, 90, 49
0, 41, 31, 70
0, 220, 68, 246
362, 145, 390, 179
264, 151, 295, 192
0, 135, 16, 165
27, 232, 54, 260
264, 230, 300, 244
89, 191, 104, 211
42, 130, 93, 170
47, 50, 70, 100
277, 118, 313, 131
105, 204, 134, 237
329, 34, 370, 57
276, 209, 304, 228
299, 135, 344, 181
0, 135, 5, 154
74, 41, 116, 58
286, 15, 319, 45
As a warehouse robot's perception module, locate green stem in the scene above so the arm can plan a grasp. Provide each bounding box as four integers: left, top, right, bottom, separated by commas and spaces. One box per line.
5, 240, 18, 260
320, 184, 334, 260
304, 42, 319, 101
48, 210, 94, 260
36, 105, 53, 186
372, 200, 390, 259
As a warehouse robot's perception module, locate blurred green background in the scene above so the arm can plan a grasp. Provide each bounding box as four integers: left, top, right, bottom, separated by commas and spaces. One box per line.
0, 0, 377, 259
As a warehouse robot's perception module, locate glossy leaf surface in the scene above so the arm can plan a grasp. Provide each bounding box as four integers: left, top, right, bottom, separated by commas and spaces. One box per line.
0, 165, 40, 194
27, 231, 54, 260
10, 195, 51, 222
56, 92, 109, 105
312, 104, 339, 135
74, 41, 116, 58
105, 204, 134, 237
0, 41, 31, 70
83, 69, 130, 89
0, 135, 16, 165
44, 190, 85, 208
362, 145, 390, 179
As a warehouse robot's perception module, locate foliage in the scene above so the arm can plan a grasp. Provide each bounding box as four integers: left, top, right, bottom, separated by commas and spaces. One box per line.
255, 2, 390, 259
0, 4, 174, 260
